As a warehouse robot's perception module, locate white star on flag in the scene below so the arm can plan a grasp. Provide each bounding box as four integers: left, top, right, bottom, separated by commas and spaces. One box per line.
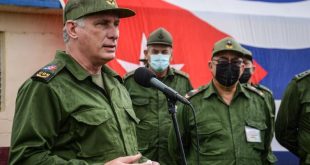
117, 33, 184, 73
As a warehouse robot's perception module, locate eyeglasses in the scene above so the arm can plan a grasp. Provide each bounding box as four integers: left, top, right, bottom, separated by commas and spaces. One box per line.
212, 58, 243, 66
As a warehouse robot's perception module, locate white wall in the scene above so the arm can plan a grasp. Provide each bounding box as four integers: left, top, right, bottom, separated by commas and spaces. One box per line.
0, 9, 64, 147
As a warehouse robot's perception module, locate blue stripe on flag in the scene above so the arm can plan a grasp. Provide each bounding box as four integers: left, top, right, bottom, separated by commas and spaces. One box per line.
242, 45, 310, 99
274, 151, 299, 165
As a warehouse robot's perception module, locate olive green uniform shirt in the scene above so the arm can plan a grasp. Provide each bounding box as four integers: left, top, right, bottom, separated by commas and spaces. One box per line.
168, 82, 273, 165
9, 51, 141, 164
275, 70, 310, 165
124, 67, 193, 165
252, 84, 277, 164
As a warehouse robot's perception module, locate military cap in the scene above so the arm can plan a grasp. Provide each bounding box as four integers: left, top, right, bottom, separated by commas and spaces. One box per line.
147, 27, 173, 47
64, 0, 135, 23
242, 47, 253, 61
212, 37, 244, 57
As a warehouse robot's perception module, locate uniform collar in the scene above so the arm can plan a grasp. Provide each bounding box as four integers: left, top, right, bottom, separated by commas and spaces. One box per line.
236, 83, 251, 99
55, 51, 122, 82
167, 67, 175, 76
163, 67, 175, 80
102, 65, 123, 83
202, 82, 217, 99
55, 51, 89, 81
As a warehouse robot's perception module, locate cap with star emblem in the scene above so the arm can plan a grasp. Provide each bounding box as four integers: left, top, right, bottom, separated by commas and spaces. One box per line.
147, 27, 173, 47
242, 47, 253, 61
64, 0, 135, 23
212, 37, 244, 57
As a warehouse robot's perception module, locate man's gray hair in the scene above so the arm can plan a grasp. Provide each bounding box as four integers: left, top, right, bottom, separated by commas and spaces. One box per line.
63, 17, 85, 43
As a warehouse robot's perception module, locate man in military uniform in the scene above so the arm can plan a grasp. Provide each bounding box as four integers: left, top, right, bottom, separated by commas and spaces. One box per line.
168, 37, 274, 164
275, 70, 310, 165
124, 27, 193, 165
9, 0, 158, 164
239, 48, 277, 164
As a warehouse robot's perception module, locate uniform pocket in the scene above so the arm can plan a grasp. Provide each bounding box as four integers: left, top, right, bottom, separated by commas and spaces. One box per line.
124, 107, 140, 124
198, 122, 222, 135
245, 120, 267, 150
132, 97, 150, 106
131, 97, 150, 120
71, 108, 112, 125
70, 108, 118, 158
197, 121, 227, 155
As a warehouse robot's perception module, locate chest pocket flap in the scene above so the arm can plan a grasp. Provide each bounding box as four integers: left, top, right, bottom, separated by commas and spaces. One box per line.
246, 120, 267, 130
71, 108, 112, 125
198, 122, 223, 135
131, 97, 149, 106
124, 108, 140, 124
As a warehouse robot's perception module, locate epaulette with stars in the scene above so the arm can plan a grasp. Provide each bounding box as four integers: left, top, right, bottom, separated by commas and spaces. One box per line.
294, 70, 310, 81
31, 61, 65, 83
185, 84, 209, 99
252, 84, 273, 95
243, 83, 265, 98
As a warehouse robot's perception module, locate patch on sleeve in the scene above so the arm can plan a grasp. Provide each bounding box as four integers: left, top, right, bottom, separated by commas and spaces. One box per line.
32, 63, 64, 83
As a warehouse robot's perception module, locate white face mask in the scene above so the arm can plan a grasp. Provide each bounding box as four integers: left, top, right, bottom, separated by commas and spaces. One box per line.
149, 54, 171, 72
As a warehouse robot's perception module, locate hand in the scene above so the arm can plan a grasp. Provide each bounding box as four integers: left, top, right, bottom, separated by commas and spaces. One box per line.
104, 154, 160, 165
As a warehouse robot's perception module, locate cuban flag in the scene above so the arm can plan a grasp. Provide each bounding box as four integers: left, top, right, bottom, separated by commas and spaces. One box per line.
60, 0, 310, 164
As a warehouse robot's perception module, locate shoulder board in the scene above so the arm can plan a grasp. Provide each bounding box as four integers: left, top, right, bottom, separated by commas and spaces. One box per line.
253, 84, 273, 95
243, 83, 264, 98
185, 84, 209, 99
123, 70, 135, 80
31, 60, 65, 83
173, 68, 189, 79
294, 70, 310, 81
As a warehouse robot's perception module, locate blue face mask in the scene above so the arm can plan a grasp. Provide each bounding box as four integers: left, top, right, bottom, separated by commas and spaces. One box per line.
150, 54, 171, 72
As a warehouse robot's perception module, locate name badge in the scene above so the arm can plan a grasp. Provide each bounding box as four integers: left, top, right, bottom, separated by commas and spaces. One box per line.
245, 126, 262, 143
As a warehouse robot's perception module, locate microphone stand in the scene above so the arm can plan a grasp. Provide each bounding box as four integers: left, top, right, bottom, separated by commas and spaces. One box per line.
167, 97, 187, 165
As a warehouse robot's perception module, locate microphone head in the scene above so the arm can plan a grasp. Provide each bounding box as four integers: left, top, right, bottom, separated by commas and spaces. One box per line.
134, 67, 156, 88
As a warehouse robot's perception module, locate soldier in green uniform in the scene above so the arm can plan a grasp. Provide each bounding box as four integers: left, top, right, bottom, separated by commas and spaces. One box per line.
168, 37, 274, 165
124, 27, 193, 165
9, 0, 158, 164
275, 70, 310, 165
239, 48, 277, 164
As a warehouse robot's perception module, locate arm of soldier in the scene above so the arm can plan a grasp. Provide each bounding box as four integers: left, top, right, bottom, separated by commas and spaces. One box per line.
168, 103, 190, 163
263, 95, 277, 165
275, 80, 300, 156
9, 81, 87, 165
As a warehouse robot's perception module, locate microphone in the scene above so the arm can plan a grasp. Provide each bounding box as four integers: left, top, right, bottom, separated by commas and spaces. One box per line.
134, 67, 191, 105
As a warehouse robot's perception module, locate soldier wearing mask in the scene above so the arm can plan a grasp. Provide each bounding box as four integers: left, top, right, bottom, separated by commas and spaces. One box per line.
168, 37, 274, 164
239, 48, 277, 164
124, 27, 193, 165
